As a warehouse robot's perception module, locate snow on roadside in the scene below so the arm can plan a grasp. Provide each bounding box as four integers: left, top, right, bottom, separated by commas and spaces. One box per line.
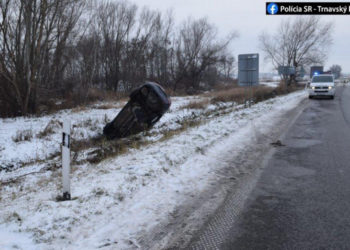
0, 96, 199, 177
260, 81, 280, 88
0, 224, 36, 250
0, 107, 121, 171
0, 90, 307, 249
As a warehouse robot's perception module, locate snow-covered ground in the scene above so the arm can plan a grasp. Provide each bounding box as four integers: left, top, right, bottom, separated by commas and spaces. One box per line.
0, 90, 307, 249
0, 96, 204, 180
260, 81, 280, 88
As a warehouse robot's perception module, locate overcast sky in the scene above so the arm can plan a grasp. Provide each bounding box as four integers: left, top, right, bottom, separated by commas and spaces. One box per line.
134, 0, 350, 74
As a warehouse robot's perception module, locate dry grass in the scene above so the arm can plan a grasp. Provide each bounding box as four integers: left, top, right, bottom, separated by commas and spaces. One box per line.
72, 135, 142, 164
208, 87, 247, 104
252, 86, 276, 103
182, 99, 209, 110
71, 116, 203, 165
12, 129, 33, 142
274, 83, 302, 95
37, 88, 127, 116
163, 87, 188, 97
82, 88, 125, 103
94, 104, 119, 110
159, 120, 202, 143
207, 83, 302, 105
210, 80, 239, 91
92, 101, 127, 110
37, 119, 62, 139
71, 106, 88, 113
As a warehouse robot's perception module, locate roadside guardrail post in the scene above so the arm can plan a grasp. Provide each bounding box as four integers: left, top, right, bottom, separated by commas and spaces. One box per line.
62, 120, 71, 200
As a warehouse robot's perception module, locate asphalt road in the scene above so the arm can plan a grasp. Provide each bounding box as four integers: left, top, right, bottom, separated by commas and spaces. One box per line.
221, 85, 350, 249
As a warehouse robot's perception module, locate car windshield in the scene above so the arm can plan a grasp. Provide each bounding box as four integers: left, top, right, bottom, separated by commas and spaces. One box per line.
312, 76, 333, 83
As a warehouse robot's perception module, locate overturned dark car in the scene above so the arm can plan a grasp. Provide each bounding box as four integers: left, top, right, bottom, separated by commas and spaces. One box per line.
103, 82, 171, 140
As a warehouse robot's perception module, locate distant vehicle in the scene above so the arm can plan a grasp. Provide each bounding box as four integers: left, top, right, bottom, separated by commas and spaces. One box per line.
308, 74, 335, 99
310, 66, 324, 78
103, 82, 171, 140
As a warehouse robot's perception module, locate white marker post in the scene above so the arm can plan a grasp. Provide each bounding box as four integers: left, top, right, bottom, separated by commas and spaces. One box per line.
62, 120, 71, 200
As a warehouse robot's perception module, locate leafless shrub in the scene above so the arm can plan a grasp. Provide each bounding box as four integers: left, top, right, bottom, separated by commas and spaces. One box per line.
37, 119, 62, 139
12, 129, 33, 142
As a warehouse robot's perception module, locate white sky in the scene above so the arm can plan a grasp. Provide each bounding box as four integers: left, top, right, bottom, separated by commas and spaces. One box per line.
133, 0, 350, 73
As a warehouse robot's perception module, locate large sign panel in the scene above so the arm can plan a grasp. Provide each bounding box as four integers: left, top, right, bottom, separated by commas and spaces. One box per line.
238, 54, 259, 86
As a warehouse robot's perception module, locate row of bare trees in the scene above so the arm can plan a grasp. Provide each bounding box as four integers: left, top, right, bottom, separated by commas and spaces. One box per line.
0, 0, 237, 117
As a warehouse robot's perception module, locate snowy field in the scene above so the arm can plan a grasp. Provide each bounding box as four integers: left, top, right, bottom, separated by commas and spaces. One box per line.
0, 90, 307, 249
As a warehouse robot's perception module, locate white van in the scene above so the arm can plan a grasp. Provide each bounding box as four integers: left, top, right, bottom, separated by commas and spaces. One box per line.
309, 74, 335, 99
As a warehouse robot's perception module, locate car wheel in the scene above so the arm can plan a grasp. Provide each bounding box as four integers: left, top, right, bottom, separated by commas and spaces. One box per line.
330, 95, 334, 99
309, 95, 313, 99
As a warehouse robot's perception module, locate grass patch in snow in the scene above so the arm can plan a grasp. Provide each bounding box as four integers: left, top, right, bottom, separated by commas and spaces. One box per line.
159, 119, 202, 142
12, 129, 33, 142
93, 103, 124, 110
71, 106, 89, 113
72, 118, 202, 165
37, 119, 62, 139
181, 100, 209, 110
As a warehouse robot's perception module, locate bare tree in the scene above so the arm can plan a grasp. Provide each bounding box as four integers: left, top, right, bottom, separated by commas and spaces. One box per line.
95, 0, 137, 91
146, 10, 174, 85
123, 6, 158, 89
259, 17, 333, 84
328, 64, 342, 79
218, 54, 236, 80
0, 0, 85, 115
171, 18, 237, 91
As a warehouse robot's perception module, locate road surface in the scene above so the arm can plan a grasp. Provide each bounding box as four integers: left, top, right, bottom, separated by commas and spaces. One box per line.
189, 85, 350, 249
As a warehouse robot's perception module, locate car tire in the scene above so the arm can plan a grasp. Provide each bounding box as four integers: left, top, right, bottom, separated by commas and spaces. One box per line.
309, 95, 313, 99
330, 95, 334, 99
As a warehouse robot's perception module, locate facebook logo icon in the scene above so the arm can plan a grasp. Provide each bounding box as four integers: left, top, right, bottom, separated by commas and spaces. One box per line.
267, 3, 278, 14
